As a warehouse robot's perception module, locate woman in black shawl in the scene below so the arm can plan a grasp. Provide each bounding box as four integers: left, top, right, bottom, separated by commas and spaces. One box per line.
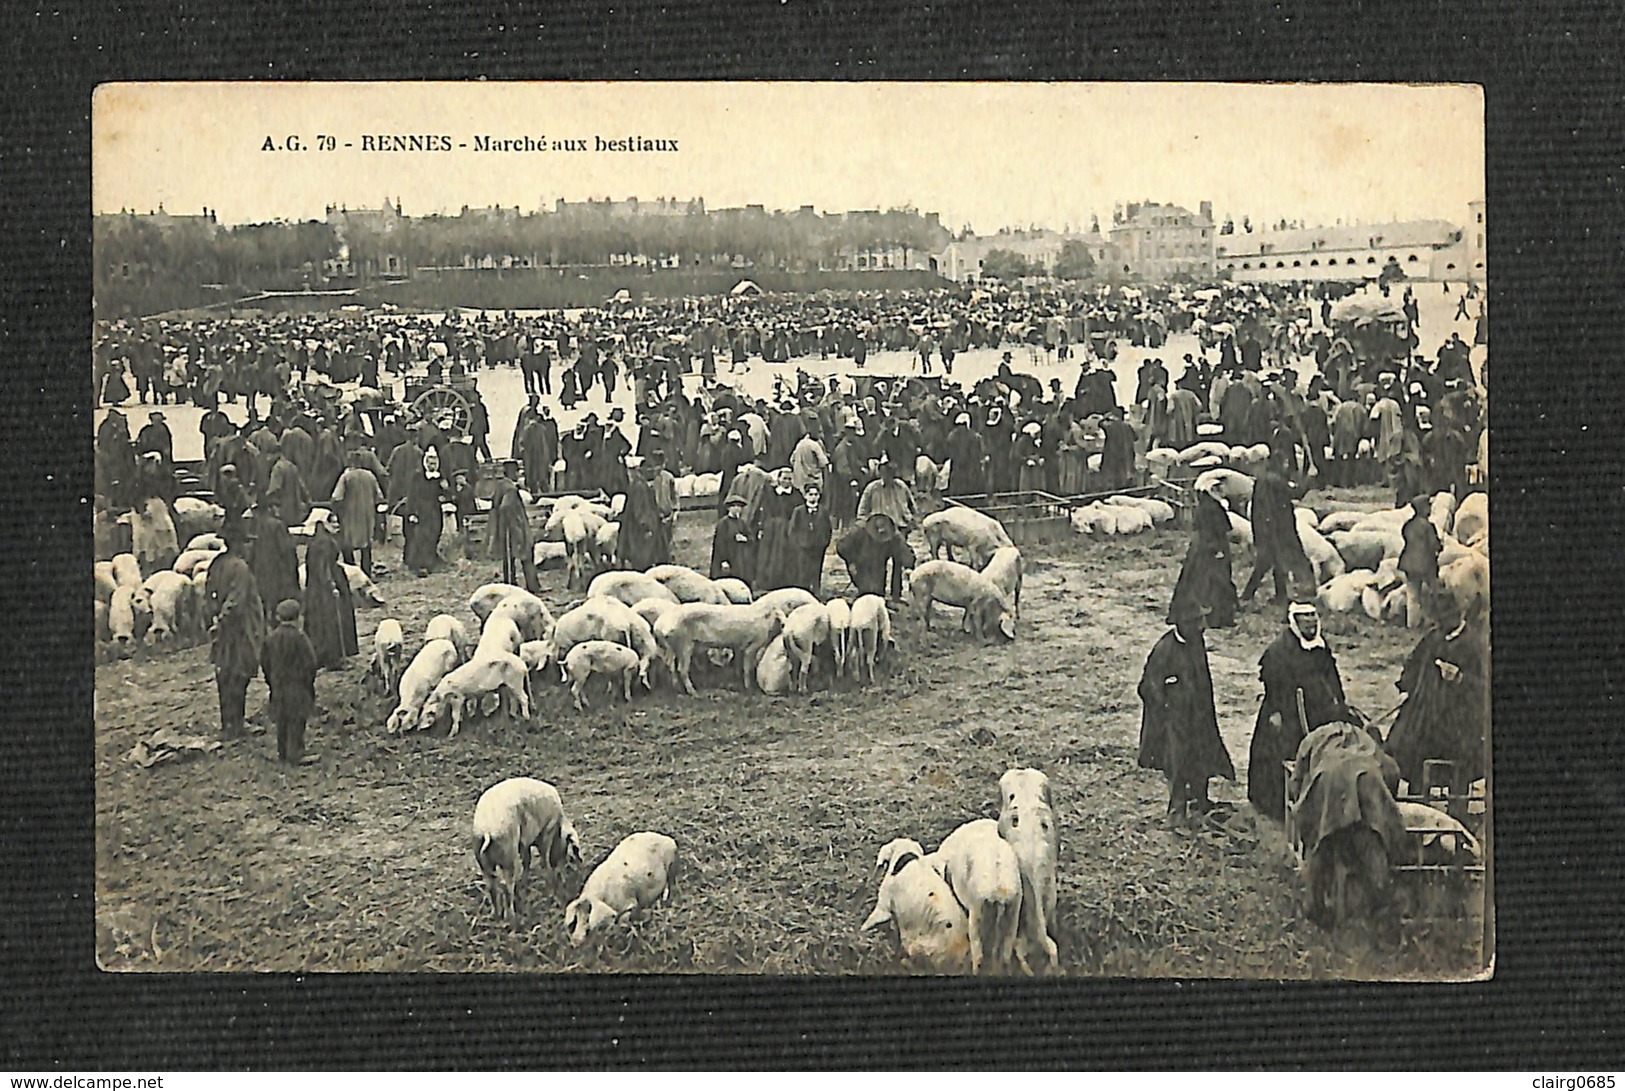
1137, 599, 1235, 827
1383, 597, 1488, 797
302, 510, 358, 669
752, 469, 803, 592
402, 447, 450, 576
1246, 601, 1350, 822
205, 551, 266, 740
1167, 480, 1238, 628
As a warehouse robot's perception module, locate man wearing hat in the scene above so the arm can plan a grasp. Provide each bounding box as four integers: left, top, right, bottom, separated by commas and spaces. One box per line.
1246, 597, 1350, 822
710, 493, 756, 586
1137, 598, 1234, 829
1240, 444, 1312, 611
261, 598, 319, 765
853, 456, 916, 600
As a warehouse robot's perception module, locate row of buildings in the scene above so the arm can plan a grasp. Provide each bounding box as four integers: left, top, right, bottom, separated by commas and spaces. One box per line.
937, 199, 1487, 285
98, 195, 1487, 287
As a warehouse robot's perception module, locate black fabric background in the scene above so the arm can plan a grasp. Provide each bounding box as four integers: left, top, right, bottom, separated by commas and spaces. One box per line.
4, 1, 1623, 1069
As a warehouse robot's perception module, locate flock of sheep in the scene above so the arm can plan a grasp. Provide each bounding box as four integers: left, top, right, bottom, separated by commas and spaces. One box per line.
1074, 437, 1491, 624
464, 762, 1060, 972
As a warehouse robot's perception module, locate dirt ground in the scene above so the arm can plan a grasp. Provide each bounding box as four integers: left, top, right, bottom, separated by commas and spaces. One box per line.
94, 490, 1489, 978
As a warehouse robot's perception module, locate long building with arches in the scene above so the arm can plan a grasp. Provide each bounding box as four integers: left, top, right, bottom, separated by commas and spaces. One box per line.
1215, 212, 1485, 284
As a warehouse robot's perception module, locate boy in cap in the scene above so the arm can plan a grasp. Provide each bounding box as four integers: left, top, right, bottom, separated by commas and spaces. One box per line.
710, 494, 756, 585
261, 598, 318, 765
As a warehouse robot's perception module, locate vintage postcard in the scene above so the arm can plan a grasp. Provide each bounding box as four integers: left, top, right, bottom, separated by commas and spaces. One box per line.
92, 82, 1488, 977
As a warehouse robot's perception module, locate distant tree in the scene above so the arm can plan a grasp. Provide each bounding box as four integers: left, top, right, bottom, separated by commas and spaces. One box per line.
980, 248, 1039, 281
1052, 240, 1097, 281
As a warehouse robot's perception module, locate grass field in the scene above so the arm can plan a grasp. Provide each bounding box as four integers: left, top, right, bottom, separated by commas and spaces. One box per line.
94, 494, 1489, 978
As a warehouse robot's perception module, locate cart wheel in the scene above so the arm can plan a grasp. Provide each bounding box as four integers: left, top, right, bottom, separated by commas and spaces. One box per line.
411, 387, 471, 435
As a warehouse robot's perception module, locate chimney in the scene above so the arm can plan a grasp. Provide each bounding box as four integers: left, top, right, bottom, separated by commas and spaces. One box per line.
1199, 200, 1212, 224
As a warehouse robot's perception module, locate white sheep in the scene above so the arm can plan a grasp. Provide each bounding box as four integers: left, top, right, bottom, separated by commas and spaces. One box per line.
564, 639, 642, 710
781, 601, 831, 694
471, 778, 583, 921
847, 594, 893, 684
861, 838, 970, 973
386, 639, 461, 734
824, 597, 852, 679
932, 818, 1025, 975
424, 613, 473, 662
563, 832, 680, 945
713, 577, 754, 604
368, 618, 406, 698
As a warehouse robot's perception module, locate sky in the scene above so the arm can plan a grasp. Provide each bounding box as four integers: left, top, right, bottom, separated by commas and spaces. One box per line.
93, 82, 1484, 234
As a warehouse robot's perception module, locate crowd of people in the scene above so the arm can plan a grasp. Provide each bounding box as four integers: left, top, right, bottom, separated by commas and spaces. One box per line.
94, 274, 1488, 808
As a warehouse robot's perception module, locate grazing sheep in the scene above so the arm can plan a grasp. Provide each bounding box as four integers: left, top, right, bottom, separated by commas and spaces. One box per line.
781, 602, 831, 694
563, 832, 680, 945
368, 618, 406, 698
419, 652, 531, 738
908, 559, 1016, 643
932, 819, 1025, 975
981, 546, 1024, 619
997, 768, 1060, 972
386, 639, 461, 734
645, 564, 732, 605
471, 778, 583, 921
861, 838, 971, 973
564, 639, 642, 710
713, 577, 753, 604
424, 613, 473, 662
847, 594, 894, 684
824, 597, 852, 679
921, 508, 1014, 568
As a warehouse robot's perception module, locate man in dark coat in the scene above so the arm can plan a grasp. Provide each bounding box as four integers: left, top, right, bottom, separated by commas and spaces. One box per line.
786, 482, 834, 594
302, 511, 358, 669
1136, 599, 1235, 828
1241, 446, 1311, 609
1398, 494, 1442, 622
1167, 479, 1237, 628
1098, 408, 1137, 491
752, 468, 804, 592
1246, 601, 1350, 822
265, 452, 312, 528
205, 551, 266, 741
616, 457, 663, 571
944, 413, 987, 497
488, 465, 540, 593
836, 512, 914, 600
520, 405, 560, 496
1384, 596, 1488, 798
246, 501, 301, 617
261, 598, 319, 764
709, 495, 756, 585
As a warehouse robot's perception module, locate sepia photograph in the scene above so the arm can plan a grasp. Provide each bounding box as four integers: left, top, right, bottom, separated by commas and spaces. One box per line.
91, 81, 1490, 978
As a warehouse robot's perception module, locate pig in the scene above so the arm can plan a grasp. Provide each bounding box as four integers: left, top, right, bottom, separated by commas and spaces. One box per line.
1453, 491, 1488, 546
1193, 467, 1255, 515
908, 559, 1016, 643
486, 590, 553, 643
645, 564, 732, 606
652, 599, 789, 696
752, 586, 819, 616
781, 602, 831, 694
861, 838, 971, 974
753, 633, 795, 695
471, 777, 583, 921
184, 533, 227, 554
474, 614, 525, 662
172, 549, 219, 578
997, 769, 1060, 973
586, 571, 681, 608
468, 583, 533, 625
932, 819, 1025, 975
